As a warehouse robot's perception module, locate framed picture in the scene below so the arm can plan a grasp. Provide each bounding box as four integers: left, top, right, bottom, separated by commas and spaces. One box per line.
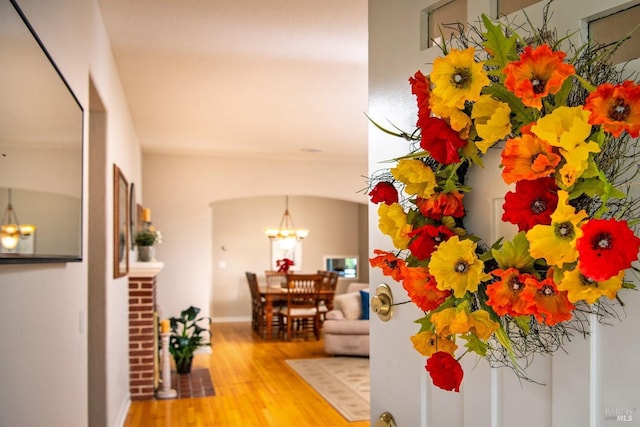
113, 164, 129, 278
270, 240, 302, 272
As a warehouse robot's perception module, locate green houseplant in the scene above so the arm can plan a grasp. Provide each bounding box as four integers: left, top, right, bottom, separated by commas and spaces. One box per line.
134, 227, 162, 261
169, 306, 212, 374
134, 229, 157, 246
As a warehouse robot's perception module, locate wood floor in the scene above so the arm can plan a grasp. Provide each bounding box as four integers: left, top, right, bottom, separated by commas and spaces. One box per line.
124, 322, 370, 427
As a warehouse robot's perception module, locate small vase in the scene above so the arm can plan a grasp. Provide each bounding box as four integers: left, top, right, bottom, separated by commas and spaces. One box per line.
138, 245, 155, 262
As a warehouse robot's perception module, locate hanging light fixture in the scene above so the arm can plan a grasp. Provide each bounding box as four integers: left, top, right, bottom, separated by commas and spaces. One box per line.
1, 188, 36, 251
264, 196, 309, 249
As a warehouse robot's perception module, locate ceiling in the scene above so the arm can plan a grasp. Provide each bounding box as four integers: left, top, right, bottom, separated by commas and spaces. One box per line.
96, 0, 369, 162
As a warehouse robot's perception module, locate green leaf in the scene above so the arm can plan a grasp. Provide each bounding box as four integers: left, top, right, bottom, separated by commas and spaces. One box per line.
481, 14, 518, 79
514, 315, 531, 334
461, 333, 489, 357
482, 83, 536, 132
415, 315, 433, 332
492, 232, 535, 271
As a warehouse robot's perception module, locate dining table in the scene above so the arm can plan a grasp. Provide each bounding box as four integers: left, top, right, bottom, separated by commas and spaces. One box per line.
259, 285, 335, 339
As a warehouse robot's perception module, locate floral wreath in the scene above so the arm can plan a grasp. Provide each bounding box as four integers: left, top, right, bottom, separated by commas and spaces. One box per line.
367, 7, 640, 393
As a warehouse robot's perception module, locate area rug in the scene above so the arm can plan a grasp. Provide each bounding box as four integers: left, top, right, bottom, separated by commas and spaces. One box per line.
285, 357, 369, 422
170, 368, 215, 399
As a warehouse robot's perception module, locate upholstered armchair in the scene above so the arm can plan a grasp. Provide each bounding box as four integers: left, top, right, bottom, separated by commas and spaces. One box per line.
323, 282, 370, 357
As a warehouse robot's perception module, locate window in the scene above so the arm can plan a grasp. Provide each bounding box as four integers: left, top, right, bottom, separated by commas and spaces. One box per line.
497, 0, 540, 17
589, 4, 640, 65
421, 0, 467, 50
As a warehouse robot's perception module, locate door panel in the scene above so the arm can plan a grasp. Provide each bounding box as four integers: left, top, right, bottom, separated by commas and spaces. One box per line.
369, 0, 640, 425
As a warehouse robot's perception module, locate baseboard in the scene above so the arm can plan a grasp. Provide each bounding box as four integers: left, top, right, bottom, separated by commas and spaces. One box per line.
115, 392, 131, 427
211, 315, 251, 323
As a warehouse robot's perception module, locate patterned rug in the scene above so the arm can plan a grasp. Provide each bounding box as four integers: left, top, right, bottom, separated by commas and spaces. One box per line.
171, 368, 215, 398
285, 357, 369, 422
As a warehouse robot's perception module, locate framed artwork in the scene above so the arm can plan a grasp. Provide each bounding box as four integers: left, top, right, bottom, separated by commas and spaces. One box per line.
270, 240, 302, 272
113, 164, 129, 278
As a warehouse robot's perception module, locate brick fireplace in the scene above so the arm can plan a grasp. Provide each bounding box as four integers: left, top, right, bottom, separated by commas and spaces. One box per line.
128, 262, 164, 401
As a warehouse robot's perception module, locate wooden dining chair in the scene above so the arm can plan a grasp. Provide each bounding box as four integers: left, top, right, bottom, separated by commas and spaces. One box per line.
317, 270, 339, 321
265, 270, 288, 288
278, 273, 324, 341
245, 271, 279, 338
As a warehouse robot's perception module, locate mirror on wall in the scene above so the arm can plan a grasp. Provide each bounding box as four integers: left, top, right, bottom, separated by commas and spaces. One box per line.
0, 0, 83, 263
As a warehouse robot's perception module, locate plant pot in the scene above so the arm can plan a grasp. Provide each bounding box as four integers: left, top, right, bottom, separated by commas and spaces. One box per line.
175, 355, 194, 374
137, 245, 155, 262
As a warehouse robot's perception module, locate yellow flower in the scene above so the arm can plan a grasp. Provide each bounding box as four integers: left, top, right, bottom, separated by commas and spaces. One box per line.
391, 159, 436, 198
430, 303, 499, 340
531, 106, 600, 186
378, 203, 412, 249
430, 47, 490, 110
411, 331, 458, 356
557, 268, 624, 304
526, 191, 588, 267
430, 236, 487, 298
471, 95, 512, 153
430, 93, 472, 138
468, 310, 500, 340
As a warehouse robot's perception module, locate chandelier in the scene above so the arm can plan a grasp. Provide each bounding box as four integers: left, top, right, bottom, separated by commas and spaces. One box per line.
264, 196, 309, 249
1, 188, 36, 251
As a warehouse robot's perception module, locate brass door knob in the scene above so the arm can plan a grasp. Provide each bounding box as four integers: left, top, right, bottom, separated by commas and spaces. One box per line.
371, 283, 393, 321
375, 411, 397, 427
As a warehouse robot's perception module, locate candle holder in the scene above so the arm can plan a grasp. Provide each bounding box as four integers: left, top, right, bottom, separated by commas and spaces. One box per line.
156, 331, 177, 399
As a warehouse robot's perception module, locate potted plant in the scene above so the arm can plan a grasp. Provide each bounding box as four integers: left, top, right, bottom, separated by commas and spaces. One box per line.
134, 227, 161, 261
168, 306, 212, 374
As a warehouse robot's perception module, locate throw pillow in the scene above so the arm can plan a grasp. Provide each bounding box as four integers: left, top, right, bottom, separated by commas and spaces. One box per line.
360, 289, 370, 320
333, 291, 362, 320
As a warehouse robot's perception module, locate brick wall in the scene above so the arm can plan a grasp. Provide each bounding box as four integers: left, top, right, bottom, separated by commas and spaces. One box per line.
128, 275, 157, 400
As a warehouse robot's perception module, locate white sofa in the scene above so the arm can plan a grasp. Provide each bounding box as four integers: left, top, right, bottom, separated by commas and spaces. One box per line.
323, 282, 370, 357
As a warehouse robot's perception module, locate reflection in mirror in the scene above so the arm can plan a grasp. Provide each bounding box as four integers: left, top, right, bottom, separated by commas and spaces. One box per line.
0, 0, 83, 262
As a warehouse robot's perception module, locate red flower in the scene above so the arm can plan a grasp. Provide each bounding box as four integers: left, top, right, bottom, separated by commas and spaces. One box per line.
419, 117, 467, 165
409, 70, 432, 132
417, 191, 465, 220
576, 219, 640, 281
276, 258, 294, 273
369, 182, 399, 205
400, 265, 450, 311
502, 177, 559, 231
426, 351, 463, 392
408, 224, 455, 260
584, 80, 640, 137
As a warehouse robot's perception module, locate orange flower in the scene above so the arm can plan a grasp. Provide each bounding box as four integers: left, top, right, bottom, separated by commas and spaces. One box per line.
485, 268, 536, 316
501, 131, 562, 184
416, 191, 465, 219
369, 249, 406, 281
525, 275, 575, 326
503, 44, 575, 109
400, 265, 450, 312
584, 80, 640, 137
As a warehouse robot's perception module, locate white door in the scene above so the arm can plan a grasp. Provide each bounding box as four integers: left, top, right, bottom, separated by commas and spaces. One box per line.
368, 1, 640, 425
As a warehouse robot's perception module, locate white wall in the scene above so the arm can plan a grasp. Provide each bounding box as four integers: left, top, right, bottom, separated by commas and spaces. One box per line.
141, 153, 369, 322
0, 1, 142, 426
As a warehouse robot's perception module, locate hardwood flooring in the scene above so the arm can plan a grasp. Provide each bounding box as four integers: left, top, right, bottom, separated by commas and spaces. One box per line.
124, 322, 369, 427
